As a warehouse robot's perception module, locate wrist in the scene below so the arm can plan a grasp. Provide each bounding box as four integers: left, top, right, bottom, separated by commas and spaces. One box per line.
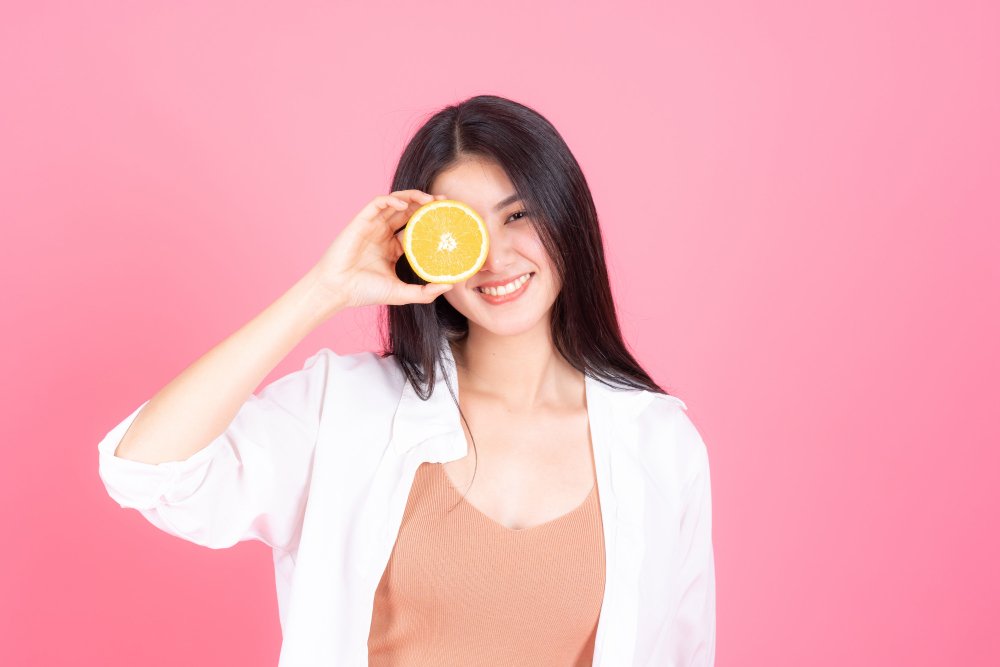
295, 269, 348, 324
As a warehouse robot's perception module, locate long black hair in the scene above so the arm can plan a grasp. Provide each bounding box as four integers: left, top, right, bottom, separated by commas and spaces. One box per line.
376, 94, 671, 502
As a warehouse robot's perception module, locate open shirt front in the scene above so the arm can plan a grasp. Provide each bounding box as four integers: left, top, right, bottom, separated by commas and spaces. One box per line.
98, 342, 716, 666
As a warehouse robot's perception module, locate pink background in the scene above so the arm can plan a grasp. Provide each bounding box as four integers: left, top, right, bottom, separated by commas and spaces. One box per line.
2, 1, 997, 664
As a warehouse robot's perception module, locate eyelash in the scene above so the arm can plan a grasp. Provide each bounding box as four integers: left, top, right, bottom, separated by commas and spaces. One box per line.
506, 210, 528, 224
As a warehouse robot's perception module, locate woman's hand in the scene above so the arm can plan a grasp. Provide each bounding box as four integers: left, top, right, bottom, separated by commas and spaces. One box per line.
310, 190, 454, 311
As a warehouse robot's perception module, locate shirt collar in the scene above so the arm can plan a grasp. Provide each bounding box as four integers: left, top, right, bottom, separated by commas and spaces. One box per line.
388, 339, 465, 456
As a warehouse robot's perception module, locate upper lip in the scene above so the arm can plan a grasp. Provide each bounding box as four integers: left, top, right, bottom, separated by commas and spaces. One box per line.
474, 272, 533, 289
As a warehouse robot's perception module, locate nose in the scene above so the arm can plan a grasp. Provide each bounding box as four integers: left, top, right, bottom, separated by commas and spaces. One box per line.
478, 222, 514, 275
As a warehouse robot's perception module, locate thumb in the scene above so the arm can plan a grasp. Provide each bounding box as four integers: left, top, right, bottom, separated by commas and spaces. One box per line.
411, 282, 454, 303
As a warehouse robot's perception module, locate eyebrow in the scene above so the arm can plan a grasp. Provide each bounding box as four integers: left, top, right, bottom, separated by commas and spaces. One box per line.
493, 193, 521, 212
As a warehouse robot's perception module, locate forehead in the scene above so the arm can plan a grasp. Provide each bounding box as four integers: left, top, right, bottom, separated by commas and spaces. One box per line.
430, 158, 514, 197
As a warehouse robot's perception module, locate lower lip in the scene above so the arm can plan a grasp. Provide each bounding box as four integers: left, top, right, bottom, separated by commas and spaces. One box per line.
475, 273, 534, 305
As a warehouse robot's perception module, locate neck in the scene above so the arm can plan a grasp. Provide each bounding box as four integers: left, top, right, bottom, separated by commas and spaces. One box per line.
449, 318, 583, 412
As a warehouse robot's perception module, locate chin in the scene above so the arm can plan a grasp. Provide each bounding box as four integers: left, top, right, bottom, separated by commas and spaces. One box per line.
444, 290, 556, 338
470, 314, 547, 337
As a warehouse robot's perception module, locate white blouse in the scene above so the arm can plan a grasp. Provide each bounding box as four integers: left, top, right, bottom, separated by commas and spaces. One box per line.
97, 342, 716, 666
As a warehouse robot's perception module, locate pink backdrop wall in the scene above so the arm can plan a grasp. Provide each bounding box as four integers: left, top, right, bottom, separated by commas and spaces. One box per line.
2, 1, 997, 664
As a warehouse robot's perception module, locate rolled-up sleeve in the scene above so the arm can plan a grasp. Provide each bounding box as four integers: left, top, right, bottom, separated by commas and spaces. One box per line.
97, 348, 332, 553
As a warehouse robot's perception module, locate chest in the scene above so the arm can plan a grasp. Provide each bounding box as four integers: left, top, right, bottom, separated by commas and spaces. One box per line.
440, 402, 597, 531
283, 370, 671, 665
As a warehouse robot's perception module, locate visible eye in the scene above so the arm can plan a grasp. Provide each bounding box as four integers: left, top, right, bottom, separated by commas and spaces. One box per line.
506, 210, 528, 224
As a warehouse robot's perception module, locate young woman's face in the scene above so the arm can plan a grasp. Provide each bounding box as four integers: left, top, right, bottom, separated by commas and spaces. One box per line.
430, 157, 561, 337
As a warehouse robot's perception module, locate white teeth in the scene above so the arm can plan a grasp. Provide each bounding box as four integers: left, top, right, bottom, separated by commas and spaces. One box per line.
477, 273, 531, 297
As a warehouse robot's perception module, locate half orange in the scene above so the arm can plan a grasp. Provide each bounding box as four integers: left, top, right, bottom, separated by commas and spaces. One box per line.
402, 199, 490, 284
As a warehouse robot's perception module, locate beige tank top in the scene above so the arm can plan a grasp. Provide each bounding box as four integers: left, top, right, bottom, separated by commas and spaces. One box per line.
368, 461, 606, 666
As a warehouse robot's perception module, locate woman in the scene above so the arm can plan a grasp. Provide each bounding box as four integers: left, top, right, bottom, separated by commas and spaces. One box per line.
98, 95, 716, 666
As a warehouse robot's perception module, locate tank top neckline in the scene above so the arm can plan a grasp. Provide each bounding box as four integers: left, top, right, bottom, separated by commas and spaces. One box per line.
431, 462, 598, 533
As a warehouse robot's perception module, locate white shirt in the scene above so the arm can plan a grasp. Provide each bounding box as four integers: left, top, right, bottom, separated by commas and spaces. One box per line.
98, 342, 716, 666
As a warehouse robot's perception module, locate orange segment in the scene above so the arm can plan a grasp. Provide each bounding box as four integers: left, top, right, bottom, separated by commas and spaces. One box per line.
402, 199, 490, 283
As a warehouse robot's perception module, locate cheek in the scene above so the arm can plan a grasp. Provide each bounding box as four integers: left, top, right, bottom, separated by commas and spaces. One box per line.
515, 230, 553, 268
518, 236, 558, 285
442, 287, 470, 313
532, 250, 561, 297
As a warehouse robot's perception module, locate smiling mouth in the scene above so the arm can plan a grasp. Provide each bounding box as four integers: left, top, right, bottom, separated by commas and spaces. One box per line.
474, 272, 534, 302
